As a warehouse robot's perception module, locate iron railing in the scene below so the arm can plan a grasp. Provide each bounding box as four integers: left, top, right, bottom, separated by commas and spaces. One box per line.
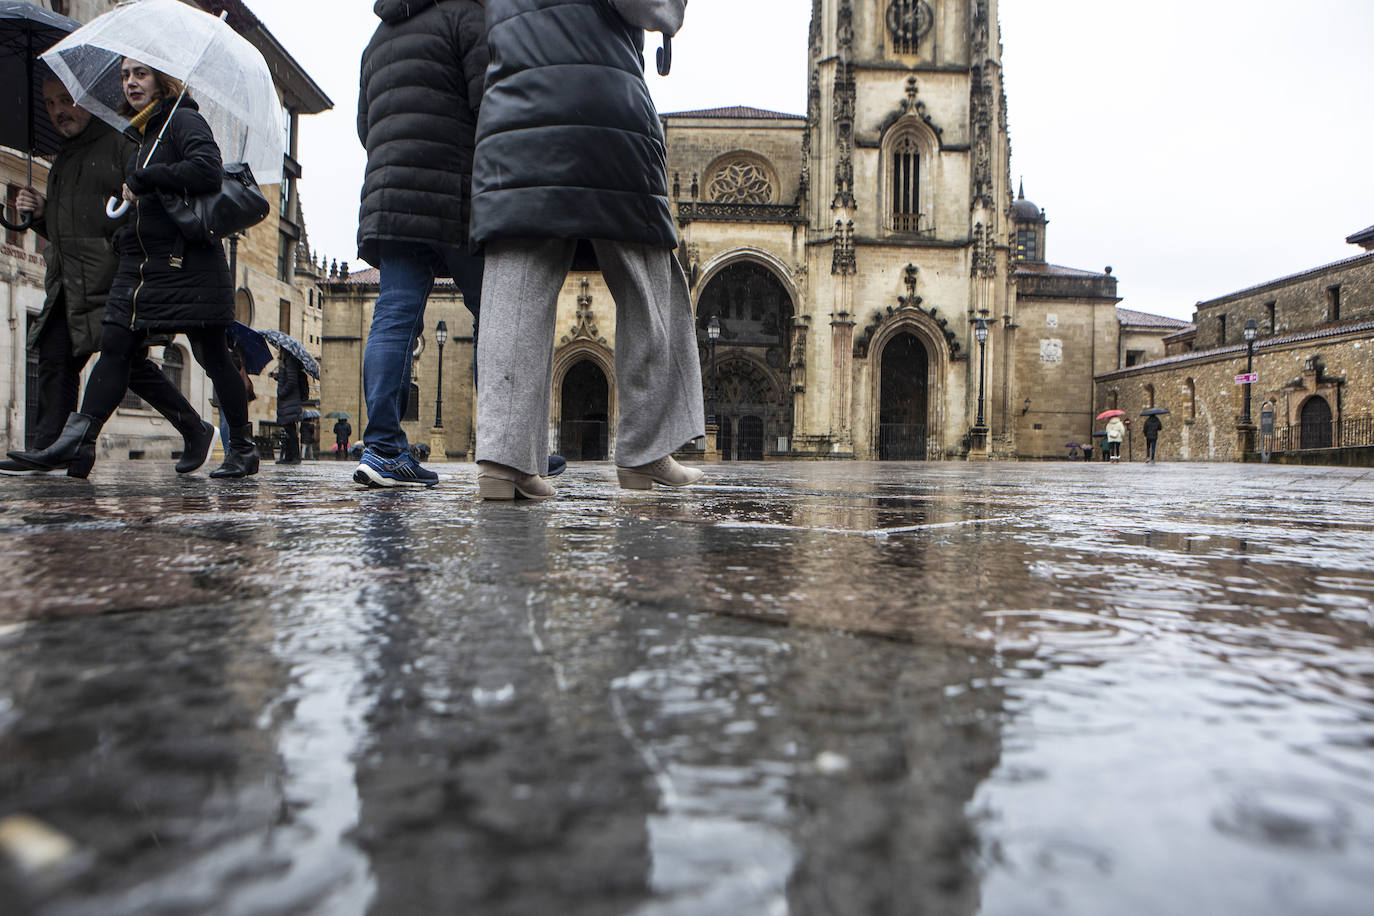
878, 423, 927, 460
1267, 417, 1374, 452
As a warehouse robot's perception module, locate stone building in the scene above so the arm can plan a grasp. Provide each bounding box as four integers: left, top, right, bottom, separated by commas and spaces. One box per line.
1096, 228, 1374, 463
321, 0, 1186, 463
318, 266, 477, 460
0, 0, 330, 460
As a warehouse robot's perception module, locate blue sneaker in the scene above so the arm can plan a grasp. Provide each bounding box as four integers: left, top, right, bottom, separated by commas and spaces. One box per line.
353, 446, 439, 488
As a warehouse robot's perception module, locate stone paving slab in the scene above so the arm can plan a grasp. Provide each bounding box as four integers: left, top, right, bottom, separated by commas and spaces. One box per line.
1, 460, 1372, 915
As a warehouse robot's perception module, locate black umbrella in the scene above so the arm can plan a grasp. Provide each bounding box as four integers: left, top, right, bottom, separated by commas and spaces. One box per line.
0, 1, 80, 232
1140, 407, 1171, 416
1091, 430, 1109, 438
262, 328, 320, 379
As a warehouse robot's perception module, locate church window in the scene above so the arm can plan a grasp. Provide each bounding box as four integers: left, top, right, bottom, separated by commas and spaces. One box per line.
1217, 313, 1227, 345
1266, 301, 1277, 333
1015, 228, 1037, 261
1185, 378, 1197, 420
1125, 349, 1145, 367
1327, 285, 1341, 322
707, 160, 774, 204
1145, 383, 1155, 408
886, 0, 934, 55
891, 136, 920, 232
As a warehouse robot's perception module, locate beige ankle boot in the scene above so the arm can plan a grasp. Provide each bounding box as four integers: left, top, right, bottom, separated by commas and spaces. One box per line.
477, 461, 555, 500
616, 456, 703, 490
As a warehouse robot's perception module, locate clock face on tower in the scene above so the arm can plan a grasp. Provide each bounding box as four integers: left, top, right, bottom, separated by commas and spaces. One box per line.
887, 0, 934, 46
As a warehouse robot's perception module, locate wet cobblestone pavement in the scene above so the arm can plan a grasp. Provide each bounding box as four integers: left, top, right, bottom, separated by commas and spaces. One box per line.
1, 459, 1372, 915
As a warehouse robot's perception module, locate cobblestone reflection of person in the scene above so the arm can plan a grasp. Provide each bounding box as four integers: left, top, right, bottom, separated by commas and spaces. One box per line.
469, 0, 703, 500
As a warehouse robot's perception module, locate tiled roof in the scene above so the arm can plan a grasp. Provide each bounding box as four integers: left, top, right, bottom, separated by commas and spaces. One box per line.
1098, 318, 1374, 378
661, 106, 804, 120
1196, 251, 1374, 308
337, 267, 453, 287
1013, 262, 1109, 278
1347, 224, 1374, 247
1116, 307, 1192, 330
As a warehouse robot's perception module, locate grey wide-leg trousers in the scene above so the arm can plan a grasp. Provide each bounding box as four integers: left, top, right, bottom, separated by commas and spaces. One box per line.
476, 239, 706, 476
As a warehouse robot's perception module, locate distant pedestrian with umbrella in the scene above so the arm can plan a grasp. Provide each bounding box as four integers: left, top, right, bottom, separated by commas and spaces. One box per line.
332, 414, 352, 460
1142, 408, 1167, 463
1106, 415, 1126, 462
271, 346, 309, 465
8, 55, 254, 478
0, 66, 214, 476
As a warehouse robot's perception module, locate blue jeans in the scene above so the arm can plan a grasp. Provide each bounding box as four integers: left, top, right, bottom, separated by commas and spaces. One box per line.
363, 241, 482, 456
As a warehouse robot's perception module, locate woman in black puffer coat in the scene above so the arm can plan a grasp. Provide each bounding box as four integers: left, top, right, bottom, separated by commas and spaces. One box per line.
9, 59, 257, 480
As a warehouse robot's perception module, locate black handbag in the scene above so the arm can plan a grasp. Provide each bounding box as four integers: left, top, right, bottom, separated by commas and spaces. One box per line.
161, 161, 270, 253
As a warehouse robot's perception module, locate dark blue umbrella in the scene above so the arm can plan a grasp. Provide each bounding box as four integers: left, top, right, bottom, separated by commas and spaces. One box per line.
0, 1, 81, 232
226, 321, 272, 374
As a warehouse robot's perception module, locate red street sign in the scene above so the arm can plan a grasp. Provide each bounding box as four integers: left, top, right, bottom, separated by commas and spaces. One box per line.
1235, 372, 1258, 384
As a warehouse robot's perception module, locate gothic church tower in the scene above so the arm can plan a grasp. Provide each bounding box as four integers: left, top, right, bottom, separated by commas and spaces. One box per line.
800, 0, 1012, 458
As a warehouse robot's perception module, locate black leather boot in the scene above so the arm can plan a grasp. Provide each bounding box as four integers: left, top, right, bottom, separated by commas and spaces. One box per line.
8, 412, 100, 478
209, 424, 259, 479
175, 420, 216, 474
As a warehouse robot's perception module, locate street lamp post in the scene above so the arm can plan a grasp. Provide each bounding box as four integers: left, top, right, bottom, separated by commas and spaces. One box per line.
434, 319, 448, 429
707, 315, 720, 427
974, 318, 988, 429
1242, 317, 1257, 425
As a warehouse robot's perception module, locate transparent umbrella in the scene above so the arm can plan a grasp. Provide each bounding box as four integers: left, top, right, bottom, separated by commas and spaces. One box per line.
40, 0, 283, 184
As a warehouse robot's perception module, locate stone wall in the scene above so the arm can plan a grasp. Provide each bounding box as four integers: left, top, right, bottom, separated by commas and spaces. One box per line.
1096, 324, 1374, 462
320, 278, 476, 459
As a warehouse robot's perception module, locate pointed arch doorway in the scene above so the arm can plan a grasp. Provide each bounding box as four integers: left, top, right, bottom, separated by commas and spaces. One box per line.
878, 332, 929, 460
559, 359, 610, 460
696, 260, 795, 460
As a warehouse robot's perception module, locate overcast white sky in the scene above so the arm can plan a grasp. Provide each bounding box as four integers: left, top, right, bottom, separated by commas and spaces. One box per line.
254, 0, 1374, 322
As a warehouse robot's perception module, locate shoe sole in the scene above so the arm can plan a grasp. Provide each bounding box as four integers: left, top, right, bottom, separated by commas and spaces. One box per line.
354, 464, 437, 489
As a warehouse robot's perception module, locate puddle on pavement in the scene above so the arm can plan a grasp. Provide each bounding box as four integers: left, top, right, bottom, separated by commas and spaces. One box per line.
0, 462, 1371, 914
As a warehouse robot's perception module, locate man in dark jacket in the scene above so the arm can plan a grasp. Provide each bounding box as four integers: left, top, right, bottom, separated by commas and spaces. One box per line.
1143, 413, 1163, 463
1, 76, 214, 475
469, 0, 702, 500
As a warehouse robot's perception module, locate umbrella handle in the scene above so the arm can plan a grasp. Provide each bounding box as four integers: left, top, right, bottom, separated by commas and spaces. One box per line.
0, 207, 32, 232
106, 197, 130, 219
656, 36, 672, 75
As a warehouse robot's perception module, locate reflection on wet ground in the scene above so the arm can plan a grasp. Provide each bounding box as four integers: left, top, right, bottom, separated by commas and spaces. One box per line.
0, 460, 1371, 914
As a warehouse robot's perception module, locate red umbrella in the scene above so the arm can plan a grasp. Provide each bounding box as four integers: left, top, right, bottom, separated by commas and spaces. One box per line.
1097, 409, 1126, 420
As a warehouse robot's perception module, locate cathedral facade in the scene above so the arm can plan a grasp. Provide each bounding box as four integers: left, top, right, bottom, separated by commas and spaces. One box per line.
324, 0, 1184, 462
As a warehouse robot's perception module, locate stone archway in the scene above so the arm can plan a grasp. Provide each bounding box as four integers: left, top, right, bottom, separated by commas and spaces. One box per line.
865, 312, 951, 459
696, 260, 795, 458
560, 360, 609, 460
878, 332, 929, 459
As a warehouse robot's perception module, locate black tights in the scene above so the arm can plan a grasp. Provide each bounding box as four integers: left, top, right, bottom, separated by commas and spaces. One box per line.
82, 325, 248, 429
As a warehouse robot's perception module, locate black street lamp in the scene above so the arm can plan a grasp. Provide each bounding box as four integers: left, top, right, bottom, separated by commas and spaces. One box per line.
1242, 317, 1258, 425
434, 319, 448, 429
707, 315, 720, 427
974, 318, 988, 429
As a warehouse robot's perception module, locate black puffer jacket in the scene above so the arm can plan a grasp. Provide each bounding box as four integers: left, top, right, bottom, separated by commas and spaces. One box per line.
106, 96, 232, 332
470, 0, 676, 251
274, 352, 309, 424
356, 0, 489, 268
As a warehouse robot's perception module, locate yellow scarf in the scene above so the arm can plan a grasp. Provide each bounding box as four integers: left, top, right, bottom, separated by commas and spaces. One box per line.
129, 101, 158, 133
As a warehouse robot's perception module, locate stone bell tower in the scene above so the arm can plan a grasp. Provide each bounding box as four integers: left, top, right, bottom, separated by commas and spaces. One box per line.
799, 0, 1014, 459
